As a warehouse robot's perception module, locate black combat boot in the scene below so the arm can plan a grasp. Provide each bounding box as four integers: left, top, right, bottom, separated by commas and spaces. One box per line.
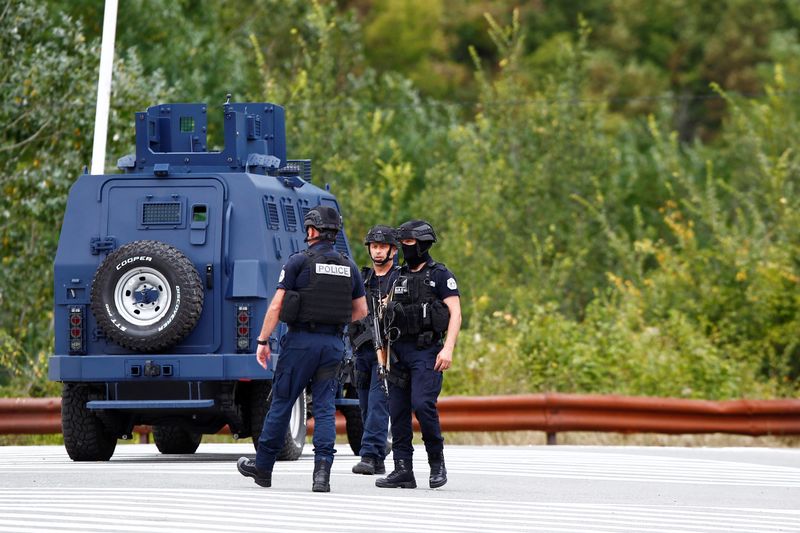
428, 452, 447, 489
352, 456, 387, 475
312, 460, 332, 492
375, 459, 417, 489
237, 457, 271, 487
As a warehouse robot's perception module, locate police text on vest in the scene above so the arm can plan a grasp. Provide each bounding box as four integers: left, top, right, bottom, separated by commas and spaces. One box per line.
316, 263, 351, 277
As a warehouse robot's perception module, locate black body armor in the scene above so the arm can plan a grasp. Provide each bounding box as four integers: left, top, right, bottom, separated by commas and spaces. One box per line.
281, 249, 353, 326
387, 261, 450, 343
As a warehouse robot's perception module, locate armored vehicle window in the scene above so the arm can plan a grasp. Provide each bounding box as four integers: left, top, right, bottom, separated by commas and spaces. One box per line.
180, 116, 195, 133
192, 205, 207, 223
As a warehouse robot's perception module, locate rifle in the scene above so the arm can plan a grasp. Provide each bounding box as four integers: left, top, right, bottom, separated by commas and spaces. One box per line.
371, 293, 390, 397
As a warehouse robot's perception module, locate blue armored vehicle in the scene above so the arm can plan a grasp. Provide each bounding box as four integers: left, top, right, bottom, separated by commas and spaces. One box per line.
49, 101, 363, 461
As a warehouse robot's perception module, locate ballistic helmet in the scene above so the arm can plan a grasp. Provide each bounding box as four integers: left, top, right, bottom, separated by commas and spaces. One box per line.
304, 205, 342, 232
396, 219, 437, 243
364, 225, 398, 247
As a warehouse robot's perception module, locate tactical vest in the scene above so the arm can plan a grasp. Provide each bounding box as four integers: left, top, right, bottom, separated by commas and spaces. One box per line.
388, 261, 450, 339
363, 267, 378, 316
295, 249, 353, 326
363, 266, 397, 315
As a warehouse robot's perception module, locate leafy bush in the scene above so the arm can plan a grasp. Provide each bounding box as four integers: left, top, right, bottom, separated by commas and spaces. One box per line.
3, 2, 800, 401
0, 1, 171, 390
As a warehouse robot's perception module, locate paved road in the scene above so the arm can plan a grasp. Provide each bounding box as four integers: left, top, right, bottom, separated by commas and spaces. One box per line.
0, 443, 798, 532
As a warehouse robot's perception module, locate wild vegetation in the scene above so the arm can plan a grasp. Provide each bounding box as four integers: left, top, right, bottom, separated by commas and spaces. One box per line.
2, 0, 799, 400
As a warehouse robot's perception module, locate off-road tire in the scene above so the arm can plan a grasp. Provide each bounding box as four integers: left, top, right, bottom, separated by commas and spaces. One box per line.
341, 404, 363, 455
153, 425, 202, 454
257, 388, 307, 461
247, 380, 271, 450
90, 240, 204, 352
61, 383, 117, 461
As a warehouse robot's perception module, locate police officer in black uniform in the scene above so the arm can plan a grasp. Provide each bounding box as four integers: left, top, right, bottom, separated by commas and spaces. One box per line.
237, 205, 367, 492
350, 225, 400, 475
376, 219, 461, 489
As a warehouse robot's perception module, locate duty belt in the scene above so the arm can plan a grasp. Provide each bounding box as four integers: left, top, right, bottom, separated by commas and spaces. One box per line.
398, 331, 443, 348
288, 322, 344, 335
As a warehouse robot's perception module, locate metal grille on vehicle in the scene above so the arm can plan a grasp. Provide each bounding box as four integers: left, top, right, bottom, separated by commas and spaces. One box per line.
283, 203, 297, 232
263, 199, 280, 230
142, 202, 181, 225
335, 231, 349, 255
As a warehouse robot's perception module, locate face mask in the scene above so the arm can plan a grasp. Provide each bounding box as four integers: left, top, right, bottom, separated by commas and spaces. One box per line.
402, 242, 431, 268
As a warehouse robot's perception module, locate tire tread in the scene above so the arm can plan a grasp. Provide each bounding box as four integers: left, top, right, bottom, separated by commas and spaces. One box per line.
62, 383, 117, 461
90, 240, 204, 352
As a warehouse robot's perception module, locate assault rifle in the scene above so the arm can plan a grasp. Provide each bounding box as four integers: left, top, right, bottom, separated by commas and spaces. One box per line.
371, 294, 390, 397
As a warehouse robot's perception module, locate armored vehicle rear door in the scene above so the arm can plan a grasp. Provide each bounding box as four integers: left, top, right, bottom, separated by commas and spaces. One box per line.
100, 177, 225, 353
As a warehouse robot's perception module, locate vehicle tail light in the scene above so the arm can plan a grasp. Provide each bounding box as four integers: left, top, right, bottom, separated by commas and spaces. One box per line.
68, 306, 86, 354
236, 305, 251, 353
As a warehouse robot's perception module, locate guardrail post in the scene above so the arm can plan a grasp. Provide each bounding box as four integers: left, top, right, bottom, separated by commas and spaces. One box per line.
546, 431, 557, 445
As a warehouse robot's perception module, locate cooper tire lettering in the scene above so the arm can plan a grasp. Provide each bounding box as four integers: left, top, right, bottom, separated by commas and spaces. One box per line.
115, 256, 153, 270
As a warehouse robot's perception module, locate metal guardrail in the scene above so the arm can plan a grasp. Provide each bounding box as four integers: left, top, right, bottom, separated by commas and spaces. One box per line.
2, 394, 800, 444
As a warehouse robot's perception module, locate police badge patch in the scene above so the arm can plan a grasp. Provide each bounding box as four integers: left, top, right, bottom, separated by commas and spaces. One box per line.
447, 277, 457, 290
278, 269, 285, 282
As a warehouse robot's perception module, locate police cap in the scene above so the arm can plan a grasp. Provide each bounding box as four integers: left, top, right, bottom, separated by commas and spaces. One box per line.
364, 225, 398, 246
397, 219, 436, 243
304, 205, 342, 232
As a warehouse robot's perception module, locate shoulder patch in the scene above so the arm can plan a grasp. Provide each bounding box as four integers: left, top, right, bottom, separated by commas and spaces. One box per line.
278, 269, 285, 283
447, 277, 457, 290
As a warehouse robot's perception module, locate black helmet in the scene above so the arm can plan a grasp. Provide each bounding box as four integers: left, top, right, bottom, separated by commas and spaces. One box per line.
364, 225, 398, 247
397, 219, 436, 243
304, 205, 342, 232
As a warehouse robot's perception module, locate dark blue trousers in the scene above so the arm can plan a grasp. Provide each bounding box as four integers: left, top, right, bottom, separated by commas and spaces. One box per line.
256, 330, 344, 473
387, 340, 444, 462
355, 347, 389, 460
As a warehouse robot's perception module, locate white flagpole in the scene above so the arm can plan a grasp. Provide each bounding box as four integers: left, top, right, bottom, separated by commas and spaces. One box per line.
90, 0, 118, 175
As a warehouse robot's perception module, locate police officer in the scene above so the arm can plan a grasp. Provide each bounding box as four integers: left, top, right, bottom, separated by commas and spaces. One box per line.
237, 205, 368, 492
376, 219, 461, 489
350, 225, 400, 475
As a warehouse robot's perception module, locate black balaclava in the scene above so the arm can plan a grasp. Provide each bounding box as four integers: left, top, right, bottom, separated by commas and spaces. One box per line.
402, 241, 432, 268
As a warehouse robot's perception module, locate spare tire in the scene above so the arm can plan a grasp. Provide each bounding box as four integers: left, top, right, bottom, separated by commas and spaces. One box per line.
91, 240, 204, 352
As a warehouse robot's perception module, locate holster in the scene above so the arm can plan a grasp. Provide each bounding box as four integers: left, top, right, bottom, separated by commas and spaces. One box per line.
314, 362, 341, 384
354, 369, 371, 389
387, 365, 410, 389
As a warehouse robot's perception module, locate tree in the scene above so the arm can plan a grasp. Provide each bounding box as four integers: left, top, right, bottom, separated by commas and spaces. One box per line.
0, 0, 170, 389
